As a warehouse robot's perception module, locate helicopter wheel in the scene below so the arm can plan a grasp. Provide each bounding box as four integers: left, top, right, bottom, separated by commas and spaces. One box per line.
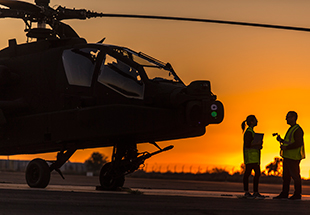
99, 162, 125, 191
25, 158, 51, 188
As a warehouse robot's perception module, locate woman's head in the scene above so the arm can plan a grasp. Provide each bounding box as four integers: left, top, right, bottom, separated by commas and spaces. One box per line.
241, 115, 257, 132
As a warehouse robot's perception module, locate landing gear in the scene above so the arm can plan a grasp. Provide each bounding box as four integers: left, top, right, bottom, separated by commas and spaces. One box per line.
99, 162, 125, 190
25, 158, 50, 188
98, 142, 174, 191
24, 143, 173, 190
25, 147, 76, 188
98, 142, 136, 190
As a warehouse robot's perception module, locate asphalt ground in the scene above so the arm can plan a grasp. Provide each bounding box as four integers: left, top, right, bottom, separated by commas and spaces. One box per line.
0, 172, 310, 214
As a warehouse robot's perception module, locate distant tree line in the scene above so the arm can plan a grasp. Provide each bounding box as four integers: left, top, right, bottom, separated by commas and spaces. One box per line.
83, 152, 310, 184
83, 152, 283, 177
128, 156, 301, 184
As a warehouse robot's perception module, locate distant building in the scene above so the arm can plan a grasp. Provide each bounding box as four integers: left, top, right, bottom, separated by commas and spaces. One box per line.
0, 160, 86, 174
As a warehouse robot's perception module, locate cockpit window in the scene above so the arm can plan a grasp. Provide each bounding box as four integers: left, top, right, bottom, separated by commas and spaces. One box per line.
98, 54, 144, 99
62, 48, 100, 87
113, 47, 180, 83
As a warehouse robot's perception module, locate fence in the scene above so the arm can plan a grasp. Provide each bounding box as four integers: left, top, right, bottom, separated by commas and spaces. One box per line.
142, 163, 238, 175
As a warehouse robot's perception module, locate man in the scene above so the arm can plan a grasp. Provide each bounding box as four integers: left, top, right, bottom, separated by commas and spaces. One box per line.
273, 111, 305, 200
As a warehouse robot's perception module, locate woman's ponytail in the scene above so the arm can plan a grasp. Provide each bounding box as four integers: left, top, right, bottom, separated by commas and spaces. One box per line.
241, 120, 246, 132
241, 115, 256, 132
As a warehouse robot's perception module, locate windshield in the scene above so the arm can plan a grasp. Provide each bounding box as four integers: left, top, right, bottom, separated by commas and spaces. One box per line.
112, 47, 180, 82
62, 48, 99, 87
98, 54, 144, 99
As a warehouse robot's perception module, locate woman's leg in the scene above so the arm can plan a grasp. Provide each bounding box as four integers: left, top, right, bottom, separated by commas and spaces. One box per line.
253, 164, 261, 192
243, 164, 253, 191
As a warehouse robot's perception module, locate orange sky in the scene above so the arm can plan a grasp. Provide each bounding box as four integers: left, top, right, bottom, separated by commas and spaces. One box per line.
1, 0, 310, 178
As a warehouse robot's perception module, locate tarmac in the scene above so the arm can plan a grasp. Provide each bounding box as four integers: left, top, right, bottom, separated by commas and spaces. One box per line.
0, 172, 310, 214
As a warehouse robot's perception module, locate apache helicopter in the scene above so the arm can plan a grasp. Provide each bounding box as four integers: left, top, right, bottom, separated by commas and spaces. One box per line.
0, 0, 226, 190
2, 0, 308, 191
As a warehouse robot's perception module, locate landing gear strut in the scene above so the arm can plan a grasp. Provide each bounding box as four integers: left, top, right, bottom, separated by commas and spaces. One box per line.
24, 142, 173, 190
98, 142, 174, 191
25, 147, 76, 188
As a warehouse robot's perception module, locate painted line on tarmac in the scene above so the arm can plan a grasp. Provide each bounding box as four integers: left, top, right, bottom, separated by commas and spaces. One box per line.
134, 188, 267, 199
132, 188, 310, 200
0, 183, 126, 195
0, 183, 309, 200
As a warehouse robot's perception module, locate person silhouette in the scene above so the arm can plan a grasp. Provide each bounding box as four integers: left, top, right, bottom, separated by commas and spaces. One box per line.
273, 111, 305, 200
242, 115, 264, 199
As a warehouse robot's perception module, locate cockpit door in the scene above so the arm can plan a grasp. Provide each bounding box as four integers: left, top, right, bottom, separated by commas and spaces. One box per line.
62, 48, 101, 108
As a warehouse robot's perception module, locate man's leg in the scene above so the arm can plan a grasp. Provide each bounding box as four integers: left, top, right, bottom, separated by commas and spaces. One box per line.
287, 159, 301, 196
282, 158, 291, 197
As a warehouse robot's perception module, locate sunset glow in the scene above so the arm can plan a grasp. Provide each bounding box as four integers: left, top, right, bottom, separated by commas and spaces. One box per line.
1, 0, 310, 178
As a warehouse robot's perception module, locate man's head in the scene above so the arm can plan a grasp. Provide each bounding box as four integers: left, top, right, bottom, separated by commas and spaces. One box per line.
286, 111, 298, 126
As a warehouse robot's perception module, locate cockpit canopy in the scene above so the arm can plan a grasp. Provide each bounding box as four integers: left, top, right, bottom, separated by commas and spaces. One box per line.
113, 47, 181, 83
62, 45, 182, 99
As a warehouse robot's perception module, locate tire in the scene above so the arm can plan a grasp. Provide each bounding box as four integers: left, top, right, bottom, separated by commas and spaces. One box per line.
99, 162, 125, 191
25, 158, 51, 188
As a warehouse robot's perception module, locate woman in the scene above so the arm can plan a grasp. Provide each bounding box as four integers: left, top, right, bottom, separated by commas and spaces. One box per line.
242, 115, 264, 199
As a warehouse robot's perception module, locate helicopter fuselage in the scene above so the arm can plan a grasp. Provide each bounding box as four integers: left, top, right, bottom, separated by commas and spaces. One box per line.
0, 37, 223, 155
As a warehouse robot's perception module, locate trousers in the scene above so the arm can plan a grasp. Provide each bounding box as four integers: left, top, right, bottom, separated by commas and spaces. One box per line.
243, 163, 261, 192
282, 158, 302, 196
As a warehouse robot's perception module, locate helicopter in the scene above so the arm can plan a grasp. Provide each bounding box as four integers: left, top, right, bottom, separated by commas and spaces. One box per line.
1, 0, 310, 191
0, 0, 226, 190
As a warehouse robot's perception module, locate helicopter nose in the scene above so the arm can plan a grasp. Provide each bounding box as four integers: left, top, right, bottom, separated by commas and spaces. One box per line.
186, 101, 204, 126
182, 80, 224, 126
185, 100, 224, 126
170, 80, 224, 126
208, 101, 224, 124
186, 81, 214, 97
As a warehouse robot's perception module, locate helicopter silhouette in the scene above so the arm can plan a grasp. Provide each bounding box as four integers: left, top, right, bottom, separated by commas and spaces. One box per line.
0, 0, 225, 190
2, 0, 307, 191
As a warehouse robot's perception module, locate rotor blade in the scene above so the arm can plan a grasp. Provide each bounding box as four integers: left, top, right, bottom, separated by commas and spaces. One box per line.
96, 14, 310, 33
0, 8, 26, 18
0, 0, 41, 13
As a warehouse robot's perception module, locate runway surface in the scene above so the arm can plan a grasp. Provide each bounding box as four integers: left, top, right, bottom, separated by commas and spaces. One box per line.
1, 172, 310, 214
